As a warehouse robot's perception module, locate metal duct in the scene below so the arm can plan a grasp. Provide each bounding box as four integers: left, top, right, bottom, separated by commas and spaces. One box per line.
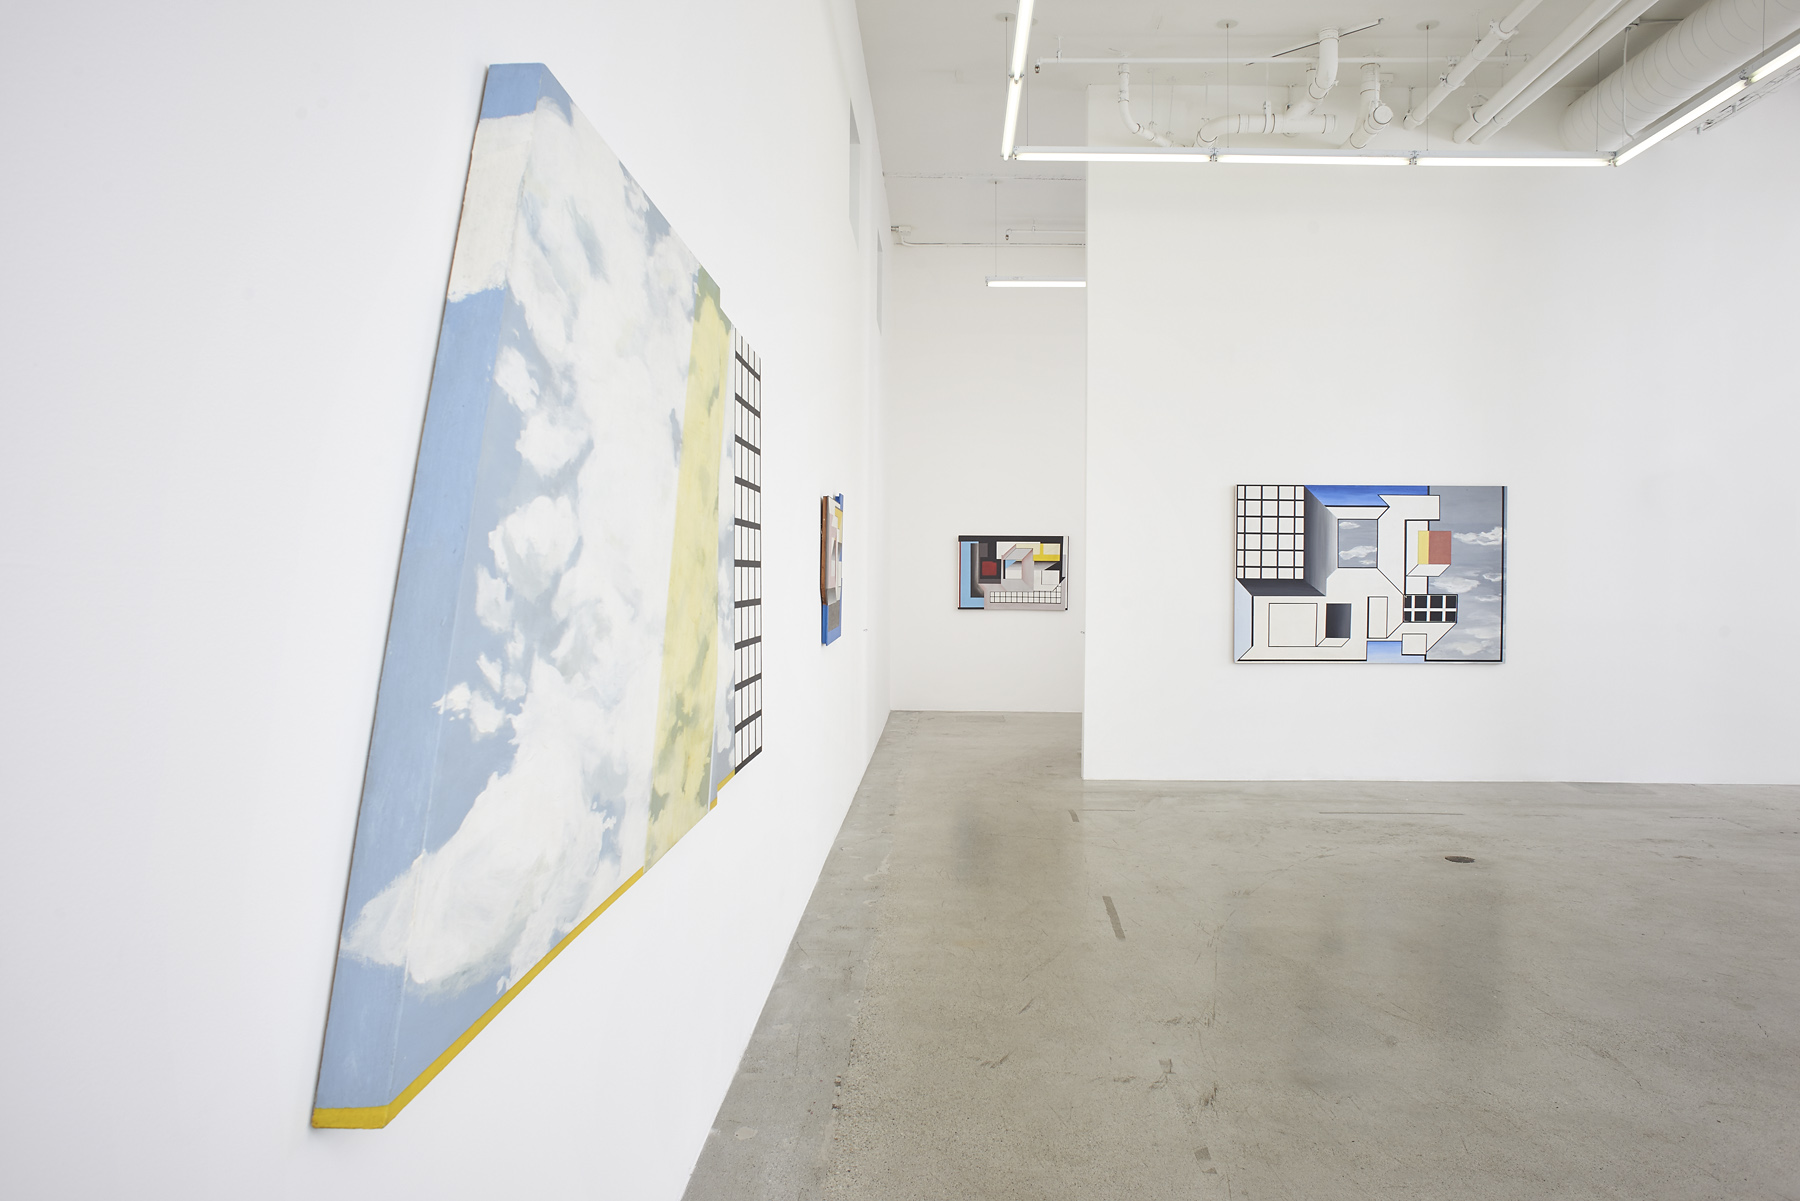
1562, 0, 1800, 149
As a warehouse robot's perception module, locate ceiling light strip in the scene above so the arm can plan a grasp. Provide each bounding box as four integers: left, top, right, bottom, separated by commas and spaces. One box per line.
999, 0, 1035, 159
1014, 146, 1615, 166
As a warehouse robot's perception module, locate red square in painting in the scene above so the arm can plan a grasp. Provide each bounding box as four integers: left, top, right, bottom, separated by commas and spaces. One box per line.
980, 561, 998, 577
1428, 530, 1452, 564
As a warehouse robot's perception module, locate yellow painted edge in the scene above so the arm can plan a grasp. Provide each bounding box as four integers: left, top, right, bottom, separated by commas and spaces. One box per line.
312, 865, 649, 1129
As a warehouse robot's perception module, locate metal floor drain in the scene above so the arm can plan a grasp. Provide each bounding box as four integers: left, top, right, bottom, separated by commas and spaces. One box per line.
1445, 855, 1476, 863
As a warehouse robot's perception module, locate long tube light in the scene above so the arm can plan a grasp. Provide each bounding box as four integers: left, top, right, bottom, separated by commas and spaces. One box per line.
999, 0, 1035, 159
1613, 79, 1747, 165
1418, 155, 1613, 167
987, 277, 1086, 288
1013, 146, 1613, 166
1750, 40, 1800, 82
1217, 153, 1412, 166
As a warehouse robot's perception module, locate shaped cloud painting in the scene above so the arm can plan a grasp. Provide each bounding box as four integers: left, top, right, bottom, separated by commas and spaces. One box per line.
313, 64, 758, 1127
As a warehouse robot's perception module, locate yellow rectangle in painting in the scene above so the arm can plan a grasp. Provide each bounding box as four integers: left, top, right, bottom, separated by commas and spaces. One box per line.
646, 269, 731, 867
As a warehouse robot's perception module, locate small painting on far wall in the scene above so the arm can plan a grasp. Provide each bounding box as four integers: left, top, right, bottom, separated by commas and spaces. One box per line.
821, 494, 843, 644
957, 535, 1068, 611
1233, 485, 1505, 663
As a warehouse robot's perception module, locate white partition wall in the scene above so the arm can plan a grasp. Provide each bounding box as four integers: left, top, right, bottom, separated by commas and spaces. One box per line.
1083, 84, 1800, 784
884, 246, 1087, 712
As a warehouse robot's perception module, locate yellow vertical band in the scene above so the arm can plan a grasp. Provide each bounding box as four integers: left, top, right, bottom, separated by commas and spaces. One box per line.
646, 271, 731, 867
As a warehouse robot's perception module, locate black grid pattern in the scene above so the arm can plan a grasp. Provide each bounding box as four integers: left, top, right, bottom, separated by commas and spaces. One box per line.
987, 588, 1064, 605
731, 333, 763, 774
1403, 593, 1458, 624
1236, 485, 1307, 581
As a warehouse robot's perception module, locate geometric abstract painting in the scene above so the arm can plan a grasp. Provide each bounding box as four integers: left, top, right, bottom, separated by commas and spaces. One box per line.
313, 64, 760, 1128
957, 535, 1068, 610
1233, 485, 1504, 663
821, 493, 843, 644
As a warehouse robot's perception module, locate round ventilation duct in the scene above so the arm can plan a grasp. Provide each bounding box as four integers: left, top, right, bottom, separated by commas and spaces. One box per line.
1562, 0, 1800, 149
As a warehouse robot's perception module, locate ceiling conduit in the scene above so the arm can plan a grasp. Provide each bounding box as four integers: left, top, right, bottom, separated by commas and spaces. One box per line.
1466, 0, 1663, 142
1561, 0, 1800, 149
1454, 0, 1629, 142
1403, 0, 1544, 128
1117, 64, 1174, 146
1197, 28, 1341, 143
1347, 62, 1394, 146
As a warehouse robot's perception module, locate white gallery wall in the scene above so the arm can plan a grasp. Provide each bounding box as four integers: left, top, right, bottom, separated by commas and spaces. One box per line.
1084, 83, 1800, 784
0, 2, 887, 1199
884, 245, 1086, 712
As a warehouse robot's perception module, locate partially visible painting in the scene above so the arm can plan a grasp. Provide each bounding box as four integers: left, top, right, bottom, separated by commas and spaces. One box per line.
821, 494, 843, 644
1233, 485, 1505, 663
314, 63, 763, 1129
957, 536, 1068, 610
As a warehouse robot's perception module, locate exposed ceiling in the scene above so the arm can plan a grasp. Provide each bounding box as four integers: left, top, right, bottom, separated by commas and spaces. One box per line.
856, 0, 1711, 244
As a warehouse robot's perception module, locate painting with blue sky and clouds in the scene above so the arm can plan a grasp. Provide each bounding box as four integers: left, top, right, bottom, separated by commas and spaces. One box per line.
312, 63, 758, 1128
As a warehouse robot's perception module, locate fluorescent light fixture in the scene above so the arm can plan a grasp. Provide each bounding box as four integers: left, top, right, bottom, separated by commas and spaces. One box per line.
1009, 0, 1036, 79
999, 0, 1034, 158
987, 277, 1086, 288
1216, 152, 1412, 166
1750, 40, 1800, 82
1016, 147, 1215, 162
1418, 155, 1612, 167
1615, 78, 1747, 165
1001, 78, 1022, 157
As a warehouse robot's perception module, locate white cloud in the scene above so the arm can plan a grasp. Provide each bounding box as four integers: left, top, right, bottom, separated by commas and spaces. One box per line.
493, 345, 539, 413
516, 412, 589, 476
490, 494, 580, 601
468, 691, 508, 738
477, 654, 504, 692
1438, 574, 1482, 592
346, 661, 624, 992
1341, 543, 1376, 563
1455, 526, 1503, 547
434, 682, 471, 716
475, 568, 512, 633
1483, 572, 1503, 582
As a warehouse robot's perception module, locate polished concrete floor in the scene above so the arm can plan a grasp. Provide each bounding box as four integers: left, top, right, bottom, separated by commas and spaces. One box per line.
684, 712, 1800, 1200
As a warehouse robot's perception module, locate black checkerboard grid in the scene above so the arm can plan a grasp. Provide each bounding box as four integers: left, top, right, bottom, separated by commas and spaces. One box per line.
1402, 592, 1459, 624
1235, 484, 1307, 581
731, 333, 763, 774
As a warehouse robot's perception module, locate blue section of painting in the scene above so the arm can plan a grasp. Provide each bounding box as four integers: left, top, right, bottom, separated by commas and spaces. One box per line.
958, 540, 984, 608
479, 62, 571, 121
1367, 640, 1424, 664
1305, 484, 1430, 507
316, 288, 505, 1108
1233, 581, 1252, 660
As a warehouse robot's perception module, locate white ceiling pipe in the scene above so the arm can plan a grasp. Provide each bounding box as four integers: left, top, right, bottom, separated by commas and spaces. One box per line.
1117, 65, 1174, 146
1404, 0, 1544, 128
1467, 0, 1663, 143
1561, 0, 1800, 150
1348, 63, 1395, 147
1197, 28, 1340, 144
1313, 28, 1341, 102
1200, 104, 1339, 143
1454, 0, 1629, 142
